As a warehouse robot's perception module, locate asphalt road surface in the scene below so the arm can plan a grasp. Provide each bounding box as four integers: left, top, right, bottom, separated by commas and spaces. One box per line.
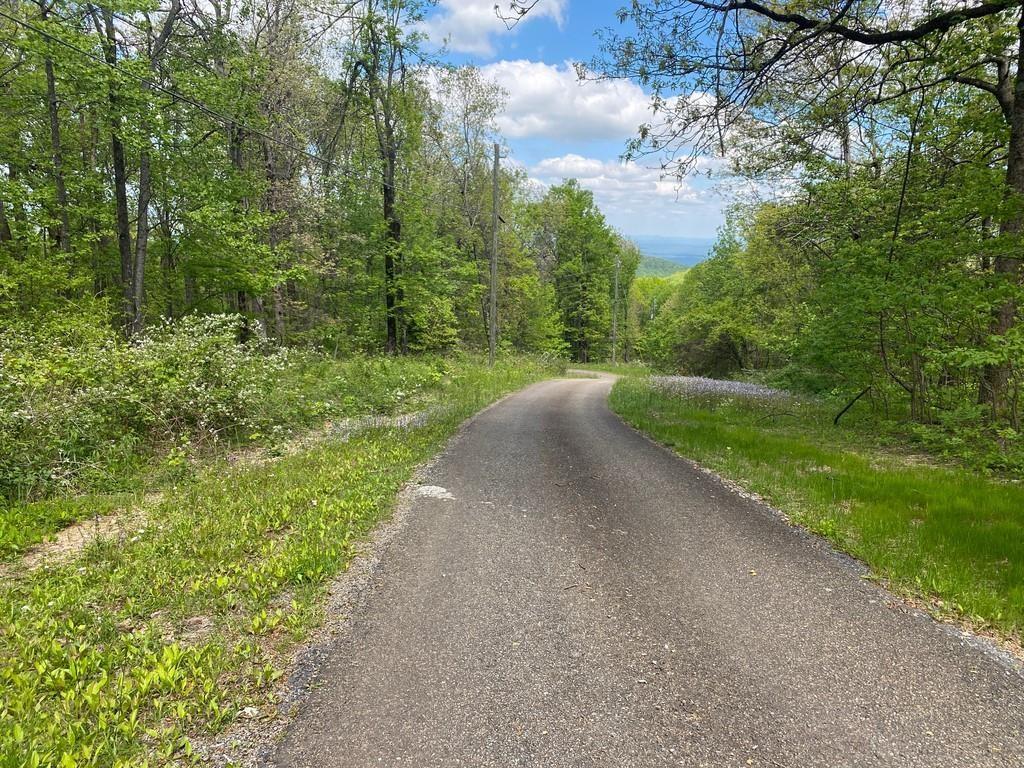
271, 375, 1024, 767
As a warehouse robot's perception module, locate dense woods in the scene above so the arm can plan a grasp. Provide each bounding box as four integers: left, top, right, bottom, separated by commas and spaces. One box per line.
0, 0, 634, 355
611, 0, 1024, 471
0, 0, 635, 499
7, 0, 1024, 475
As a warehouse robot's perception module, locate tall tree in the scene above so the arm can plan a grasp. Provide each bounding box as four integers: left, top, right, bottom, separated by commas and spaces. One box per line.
346, 0, 431, 353
539, 180, 620, 363
425, 65, 504, 342
37, 1, 70, 254
129, 0, 180, 337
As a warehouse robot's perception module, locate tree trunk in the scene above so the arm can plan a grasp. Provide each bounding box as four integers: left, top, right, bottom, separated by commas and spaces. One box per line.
382, 152, 400, 354
158, 207, 175, 318
227, 122, 268, 339
131, 150, 153, 336
82, 111, 108, 295
184, 272, 197, 308
43, 53, 70, 253
126, 0, 180, 337
272, 284, 286, 339
9, 163, 26, 238
4, 163, 26, 258
910, 350, 927, 422
0, 189, 10, 243
262, 137, 291, 342
981, 8, 1024, 417
250, 295, 268, 340
102, 8, 135, 336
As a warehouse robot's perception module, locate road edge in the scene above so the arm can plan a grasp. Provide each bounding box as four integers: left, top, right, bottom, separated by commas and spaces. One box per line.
605, 382, 1024, 678
193, 381, 549, 768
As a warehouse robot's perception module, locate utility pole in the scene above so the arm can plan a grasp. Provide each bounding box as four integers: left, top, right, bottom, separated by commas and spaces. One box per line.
489, 142, 499, 367
611, 251, 621, 364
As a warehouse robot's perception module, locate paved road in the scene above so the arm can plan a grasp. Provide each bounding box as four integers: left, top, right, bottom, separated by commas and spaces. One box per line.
272, 376, 1024, 767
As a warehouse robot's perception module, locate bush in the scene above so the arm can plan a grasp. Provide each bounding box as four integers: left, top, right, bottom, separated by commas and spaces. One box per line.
0, 315, 291, 499
908, 404, 1024, 473
0, 316, 545, 501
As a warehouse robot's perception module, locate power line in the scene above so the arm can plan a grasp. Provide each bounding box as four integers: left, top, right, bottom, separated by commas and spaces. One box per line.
0, 6, 369, 181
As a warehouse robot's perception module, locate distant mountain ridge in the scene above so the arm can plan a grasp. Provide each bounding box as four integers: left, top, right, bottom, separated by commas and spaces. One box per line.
630, 235, 716, 268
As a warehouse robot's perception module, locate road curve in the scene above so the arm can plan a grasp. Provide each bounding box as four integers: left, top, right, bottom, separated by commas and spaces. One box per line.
271, 375, 1024, 767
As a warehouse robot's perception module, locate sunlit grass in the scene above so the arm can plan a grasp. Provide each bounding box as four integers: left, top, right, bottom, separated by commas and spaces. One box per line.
567, 361, 652, 376
610, 377, 1024, 641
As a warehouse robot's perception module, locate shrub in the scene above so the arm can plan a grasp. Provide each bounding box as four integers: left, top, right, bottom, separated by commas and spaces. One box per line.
0, 315, 290, 499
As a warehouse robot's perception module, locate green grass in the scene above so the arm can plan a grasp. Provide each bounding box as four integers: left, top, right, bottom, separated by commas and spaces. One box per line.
0, 354, 538, 562
0, 494, 138, 561
568, 361, 652, 376
0, 356, 557, 768
610, 377, 1024, 644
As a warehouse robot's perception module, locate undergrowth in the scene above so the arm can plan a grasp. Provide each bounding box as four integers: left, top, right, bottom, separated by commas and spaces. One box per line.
0, 313, 532, 560
0, 315, 473, 504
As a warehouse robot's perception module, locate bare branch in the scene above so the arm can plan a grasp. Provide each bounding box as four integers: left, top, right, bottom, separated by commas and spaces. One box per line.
495, 1, 542, 30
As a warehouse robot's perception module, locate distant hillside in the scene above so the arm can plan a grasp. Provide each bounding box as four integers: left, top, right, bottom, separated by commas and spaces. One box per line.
637, 254, 688, 277
632, 235, 715, 268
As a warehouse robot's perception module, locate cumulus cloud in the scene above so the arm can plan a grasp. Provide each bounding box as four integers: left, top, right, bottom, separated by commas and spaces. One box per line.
529, 154, 723, 237
531, 154, 699, 203
420, 0, 566, 57
480, 60, 653, 141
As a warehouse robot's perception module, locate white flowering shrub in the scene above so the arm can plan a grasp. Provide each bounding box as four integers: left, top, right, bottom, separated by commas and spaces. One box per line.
649, 375, 789, 403
123, 315, 288, 437
0, 315, 290, 498
0, 316, 471, 499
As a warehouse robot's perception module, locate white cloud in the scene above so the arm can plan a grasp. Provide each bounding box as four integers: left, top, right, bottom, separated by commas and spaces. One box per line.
529, 154, 724, 237
480, 60, 653, 141
531, 154, 699, 202
421, 0, 566, 57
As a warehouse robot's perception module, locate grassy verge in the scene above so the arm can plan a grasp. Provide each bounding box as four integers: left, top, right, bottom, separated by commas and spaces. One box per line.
567, 361, 651, 376
0, 356, 557, 768
0, 495, 138, 561
610, 377, 1024, 645
0, 353, 524, 561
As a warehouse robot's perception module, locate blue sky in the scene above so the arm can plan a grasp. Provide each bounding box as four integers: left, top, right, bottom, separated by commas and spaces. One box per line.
421, 0, 726, 241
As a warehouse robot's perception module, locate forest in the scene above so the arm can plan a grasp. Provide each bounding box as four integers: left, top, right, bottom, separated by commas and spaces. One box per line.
0, 0, 637, 501
0, 5, 643, 760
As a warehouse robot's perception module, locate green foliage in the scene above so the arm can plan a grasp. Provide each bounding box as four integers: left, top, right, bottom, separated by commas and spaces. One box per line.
0, 315, 279, 500
0, 1, 627, 761
595, 0, 1024, 469
635, 254, 686, 278
0, 2, 635, 364
635, 206, 809, 376
612, 378, 1024, 643
532, 180, 632, 362
637, 159, 1024, 468
0, 314, 541, 505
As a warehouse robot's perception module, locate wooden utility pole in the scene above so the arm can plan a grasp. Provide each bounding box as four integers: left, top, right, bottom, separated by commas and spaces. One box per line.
611, 252, 621, 364
489, 142, 499, 367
